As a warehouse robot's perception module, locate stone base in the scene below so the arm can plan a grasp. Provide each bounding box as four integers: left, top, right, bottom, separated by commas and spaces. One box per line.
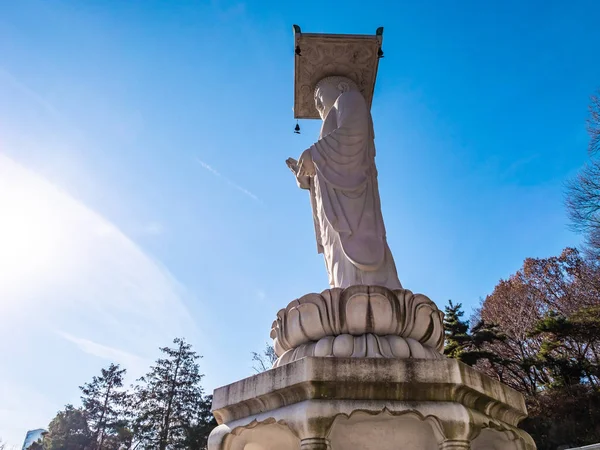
209, 357, 535, 450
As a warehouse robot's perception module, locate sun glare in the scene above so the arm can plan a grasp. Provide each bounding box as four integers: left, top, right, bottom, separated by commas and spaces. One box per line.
0, 157, 65, 295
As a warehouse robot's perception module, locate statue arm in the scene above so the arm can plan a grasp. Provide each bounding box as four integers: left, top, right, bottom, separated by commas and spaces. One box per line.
296, 174, 311, 190
309, 92, 368, 170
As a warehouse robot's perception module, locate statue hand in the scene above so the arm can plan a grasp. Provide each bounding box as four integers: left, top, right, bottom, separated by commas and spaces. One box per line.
286, 157, 299, 175
298, 149, 316, 177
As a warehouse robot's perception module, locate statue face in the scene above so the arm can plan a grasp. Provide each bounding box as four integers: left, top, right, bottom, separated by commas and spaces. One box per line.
314, 83, 342, 120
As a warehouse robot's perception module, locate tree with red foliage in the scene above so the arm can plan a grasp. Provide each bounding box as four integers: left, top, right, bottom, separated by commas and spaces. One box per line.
458, 248, 600, 450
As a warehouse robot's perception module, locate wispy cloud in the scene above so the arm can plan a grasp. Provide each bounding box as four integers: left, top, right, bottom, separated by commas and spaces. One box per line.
502, 153, 540, 179
57, 331, 149, 374
0, 67, 63, 121
195, 158, 261, 202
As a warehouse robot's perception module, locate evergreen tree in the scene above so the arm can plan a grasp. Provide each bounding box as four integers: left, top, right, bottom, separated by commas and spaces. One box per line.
459, 319, 506, 367
131, 338, 212, 450
443, 300, 470, 359
43, 405, 92, 450
80, 363, 130, 450
443, 300, 506, 368
531, 306, 600, 389
181, 395, 218, 450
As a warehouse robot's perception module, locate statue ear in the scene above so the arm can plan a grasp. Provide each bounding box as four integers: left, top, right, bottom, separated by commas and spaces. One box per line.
337, 81, 350, 93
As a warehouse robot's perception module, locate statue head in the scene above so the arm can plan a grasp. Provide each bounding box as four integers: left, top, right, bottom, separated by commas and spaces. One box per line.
314, 76, 359, 120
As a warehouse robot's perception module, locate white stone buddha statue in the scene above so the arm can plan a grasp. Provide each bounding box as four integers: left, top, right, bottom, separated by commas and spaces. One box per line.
288, 75, 402, 290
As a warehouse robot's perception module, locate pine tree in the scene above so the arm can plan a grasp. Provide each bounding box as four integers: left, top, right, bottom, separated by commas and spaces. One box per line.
43, 405, 92, 450
531, 306, 600, 389
132, 338, 212, 450
443, 300, 470, 359
443, 301, 503, 367
181, 395, 218, 450
80, 363, 130, 450
460, 319, 506, 367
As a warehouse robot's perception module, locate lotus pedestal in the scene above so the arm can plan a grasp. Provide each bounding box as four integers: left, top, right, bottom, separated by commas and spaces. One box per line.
208, 287, 535, 450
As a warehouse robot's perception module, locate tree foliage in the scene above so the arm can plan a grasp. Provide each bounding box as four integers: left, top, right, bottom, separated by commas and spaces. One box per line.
443, 248, 600, 450
443, 300, 469, 359
80, 363, 130, 450
566, 90, 600, 254
180, 395, 217, 450
43, 405, 92, 450
37, 338, 215, 450
587, 90, 600, 156
251, 342, 277, 373
131, 338, 213, 450
475, 248, 600, 394
442, 301, 504, 368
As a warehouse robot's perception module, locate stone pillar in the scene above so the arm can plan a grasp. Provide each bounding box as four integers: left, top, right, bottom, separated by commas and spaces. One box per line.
441, 440, 471, 450
301, 438, 331, 450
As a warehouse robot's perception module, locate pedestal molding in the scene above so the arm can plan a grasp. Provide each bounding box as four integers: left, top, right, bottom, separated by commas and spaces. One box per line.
212, 357, 527, 427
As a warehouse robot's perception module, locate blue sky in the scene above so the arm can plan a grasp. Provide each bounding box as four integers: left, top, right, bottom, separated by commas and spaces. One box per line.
1, 0, 599, 445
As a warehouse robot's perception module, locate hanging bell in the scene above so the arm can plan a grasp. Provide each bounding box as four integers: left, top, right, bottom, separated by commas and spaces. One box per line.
294, 122, 301, 134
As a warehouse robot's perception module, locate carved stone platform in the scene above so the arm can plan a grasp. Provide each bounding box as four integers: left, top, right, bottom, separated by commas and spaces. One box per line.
208, 357, 535, 450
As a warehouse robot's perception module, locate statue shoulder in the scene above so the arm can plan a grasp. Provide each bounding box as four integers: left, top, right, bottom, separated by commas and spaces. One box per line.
336, 90, 368, 112
333, 91, 370, 126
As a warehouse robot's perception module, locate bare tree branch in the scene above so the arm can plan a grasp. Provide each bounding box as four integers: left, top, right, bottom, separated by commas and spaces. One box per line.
588, 91, 600, 156
251, 343, 277, 373
566, 90, 600, 254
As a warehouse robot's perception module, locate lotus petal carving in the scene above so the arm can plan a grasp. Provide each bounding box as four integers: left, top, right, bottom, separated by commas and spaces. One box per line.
270, 286, 444, 365
274, 334, 444, 367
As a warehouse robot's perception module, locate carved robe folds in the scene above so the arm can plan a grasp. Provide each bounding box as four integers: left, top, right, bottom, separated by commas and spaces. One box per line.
305, 90, 401, 290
